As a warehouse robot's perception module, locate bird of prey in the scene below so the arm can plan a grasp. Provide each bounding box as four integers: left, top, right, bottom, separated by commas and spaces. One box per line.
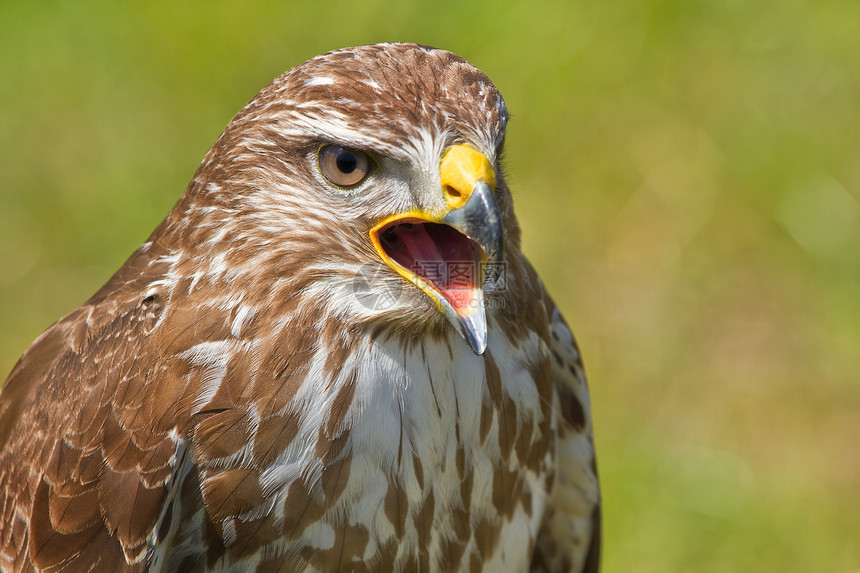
0, 43, 599, 572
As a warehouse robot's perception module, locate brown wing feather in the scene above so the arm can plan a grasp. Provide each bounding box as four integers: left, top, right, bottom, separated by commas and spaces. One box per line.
0, 242, 187, 571
531, 296, 601, 573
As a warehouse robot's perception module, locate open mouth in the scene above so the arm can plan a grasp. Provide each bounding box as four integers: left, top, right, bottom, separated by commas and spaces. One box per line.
373, 218, 484, 311
367, 145, 501, 355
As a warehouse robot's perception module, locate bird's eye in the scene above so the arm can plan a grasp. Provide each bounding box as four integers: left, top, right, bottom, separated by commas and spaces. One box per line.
318, 144, 374, 188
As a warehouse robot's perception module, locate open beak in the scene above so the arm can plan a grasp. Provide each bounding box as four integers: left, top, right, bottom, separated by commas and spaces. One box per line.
370, 144, 504, 355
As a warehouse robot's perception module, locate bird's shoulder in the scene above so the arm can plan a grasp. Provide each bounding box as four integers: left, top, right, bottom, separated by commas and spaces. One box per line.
520, 263, 600, 573
0, 234, 337, 571
0, 241, 214, 571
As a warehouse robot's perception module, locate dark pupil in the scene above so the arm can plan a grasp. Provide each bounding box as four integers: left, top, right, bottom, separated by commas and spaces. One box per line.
336, 151, 357, 173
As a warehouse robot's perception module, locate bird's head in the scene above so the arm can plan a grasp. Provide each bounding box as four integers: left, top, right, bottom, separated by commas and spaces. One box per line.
166, 43, 519, 355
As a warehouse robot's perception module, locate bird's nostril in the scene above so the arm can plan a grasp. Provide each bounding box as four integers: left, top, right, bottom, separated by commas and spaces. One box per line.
445, 185, 462, 199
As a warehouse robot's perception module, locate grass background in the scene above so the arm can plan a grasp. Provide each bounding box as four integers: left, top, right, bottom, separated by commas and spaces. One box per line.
1, 1, 858, 570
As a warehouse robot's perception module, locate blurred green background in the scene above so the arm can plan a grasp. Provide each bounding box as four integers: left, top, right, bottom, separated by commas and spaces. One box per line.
1, 1, 858, 571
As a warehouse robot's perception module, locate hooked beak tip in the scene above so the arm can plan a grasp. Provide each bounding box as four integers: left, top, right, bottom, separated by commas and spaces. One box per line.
459, 303, 488, 355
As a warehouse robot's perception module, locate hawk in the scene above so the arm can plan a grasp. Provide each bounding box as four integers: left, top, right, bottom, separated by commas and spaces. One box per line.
0, 44, 600, 572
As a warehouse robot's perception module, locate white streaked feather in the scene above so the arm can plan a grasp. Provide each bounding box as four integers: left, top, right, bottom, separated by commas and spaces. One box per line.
304, 76, 334, 87
179, 340, 235, 415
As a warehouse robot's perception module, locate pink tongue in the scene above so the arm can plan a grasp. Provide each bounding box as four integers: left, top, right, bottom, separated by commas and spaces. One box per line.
393, 224, 441, 266
391, 224, 479, 311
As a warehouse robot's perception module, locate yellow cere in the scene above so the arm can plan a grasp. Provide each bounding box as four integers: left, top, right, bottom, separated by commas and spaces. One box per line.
439, 144, 496, 210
